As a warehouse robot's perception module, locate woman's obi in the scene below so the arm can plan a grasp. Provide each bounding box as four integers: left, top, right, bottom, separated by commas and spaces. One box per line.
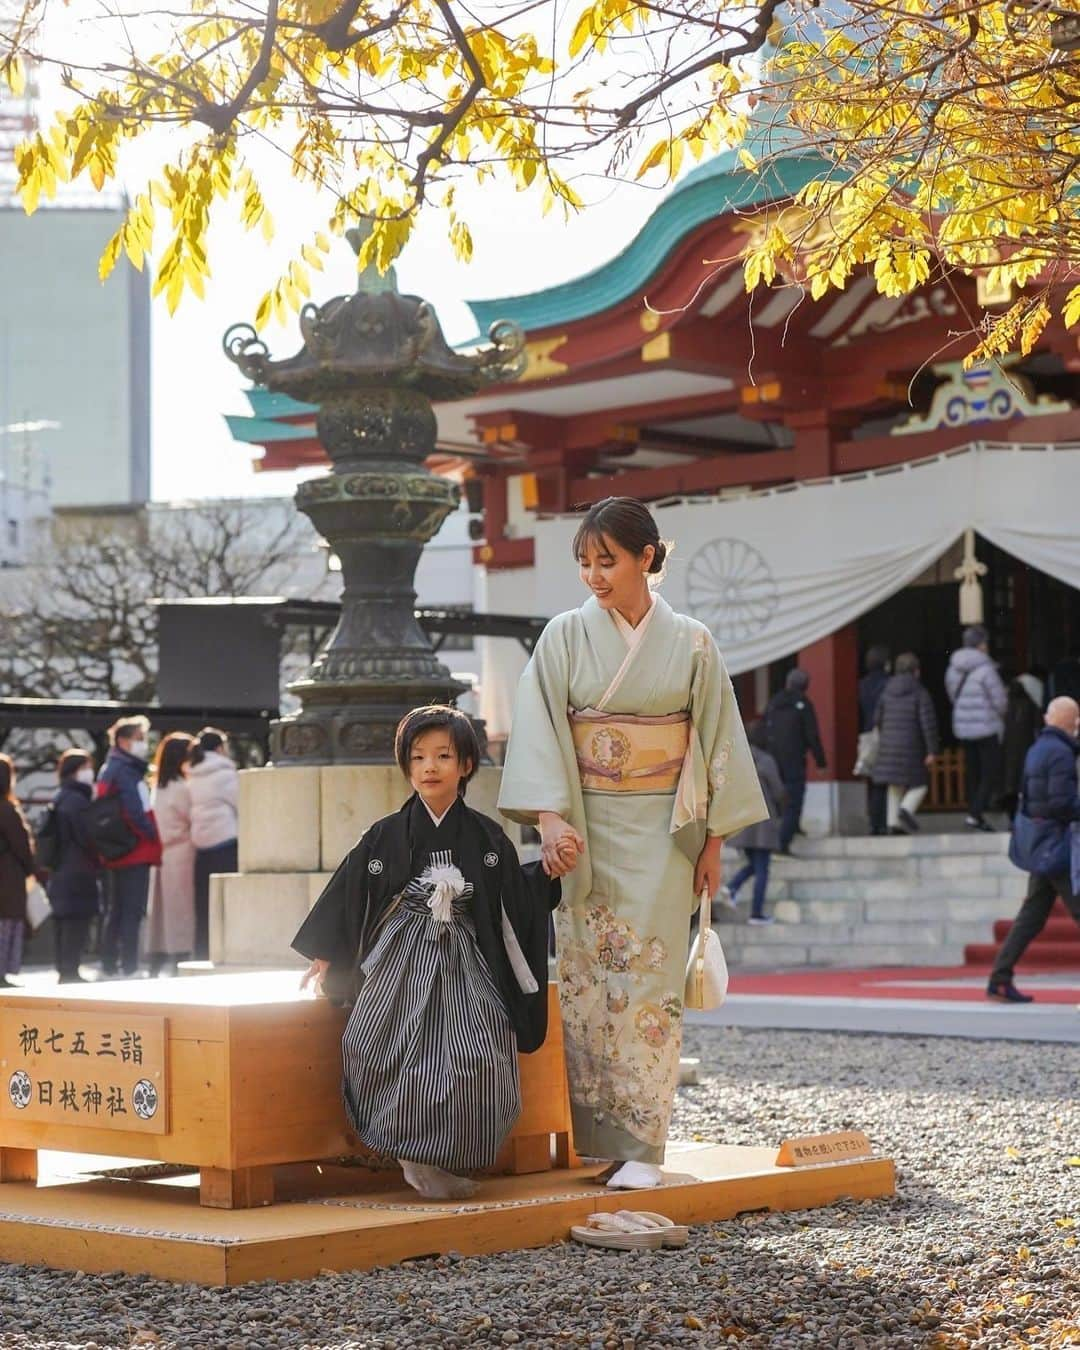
569, 709, 689, 793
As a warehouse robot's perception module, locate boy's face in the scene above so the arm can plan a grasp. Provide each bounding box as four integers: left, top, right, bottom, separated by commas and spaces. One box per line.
408, 727, 471, 808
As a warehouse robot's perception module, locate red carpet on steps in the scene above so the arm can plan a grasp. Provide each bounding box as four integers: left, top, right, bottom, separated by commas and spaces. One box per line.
726, 966, 1079, 1004
964, 897, 1080, 968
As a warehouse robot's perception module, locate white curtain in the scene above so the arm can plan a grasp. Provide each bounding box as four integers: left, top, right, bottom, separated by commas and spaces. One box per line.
524, 441, 1080, 678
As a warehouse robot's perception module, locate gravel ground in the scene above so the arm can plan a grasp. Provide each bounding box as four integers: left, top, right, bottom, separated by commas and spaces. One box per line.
0, 1026, 1077, 1350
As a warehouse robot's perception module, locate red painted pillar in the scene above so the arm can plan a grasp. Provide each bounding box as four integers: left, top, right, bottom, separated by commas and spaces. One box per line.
798, 625, 859, 783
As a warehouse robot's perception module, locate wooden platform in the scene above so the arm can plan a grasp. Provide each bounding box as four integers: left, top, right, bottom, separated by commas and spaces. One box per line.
0, 974, 575, 1207
0, 1143, 895, 1285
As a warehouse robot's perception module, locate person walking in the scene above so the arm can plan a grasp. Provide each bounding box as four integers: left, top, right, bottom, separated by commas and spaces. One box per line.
46, 749, 101, 983
187, 728, 239, 961
989, 696, 1080, 1002
97, 715, 162, 978
945, 624, 1008, 831
872, 652, 940, 835
765, 668, 826, 854
720, 720, 787, 924
1000, 672, 1044, 821
0, 754, 35, 988
147, 732, 196, 977
859, 646, 891, 836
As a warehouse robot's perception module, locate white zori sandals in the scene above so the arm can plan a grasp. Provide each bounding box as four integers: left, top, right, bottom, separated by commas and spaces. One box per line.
570, 1210, 690, 1250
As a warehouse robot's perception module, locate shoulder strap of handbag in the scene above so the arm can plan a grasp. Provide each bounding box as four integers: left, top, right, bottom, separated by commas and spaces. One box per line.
952, 667, 974, 704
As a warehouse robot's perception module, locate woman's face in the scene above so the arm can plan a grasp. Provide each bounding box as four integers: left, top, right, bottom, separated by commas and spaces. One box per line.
577, 532, 653, 613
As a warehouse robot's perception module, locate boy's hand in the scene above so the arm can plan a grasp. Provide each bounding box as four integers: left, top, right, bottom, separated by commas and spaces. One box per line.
300, 958, 329, 994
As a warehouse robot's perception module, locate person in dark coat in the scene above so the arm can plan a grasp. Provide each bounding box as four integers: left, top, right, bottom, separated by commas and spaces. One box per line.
999, 673, 1044, 821
765, 668, 826, 853
0, 754, 35, 987
720, 721, 787, 924
872, 652, 939, 834
990, 697, 1080, 1002
97, 715, 161, 978
859, 646, 891, 836
47, 749, 102, 983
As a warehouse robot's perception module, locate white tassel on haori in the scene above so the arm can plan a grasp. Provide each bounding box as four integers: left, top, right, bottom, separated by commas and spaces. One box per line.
419, 863, 467, 923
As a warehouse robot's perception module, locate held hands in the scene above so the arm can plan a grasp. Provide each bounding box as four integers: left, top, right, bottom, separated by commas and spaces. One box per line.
300, 958, 329, 995
693, 835, 724, 900
538, 811, 586, 878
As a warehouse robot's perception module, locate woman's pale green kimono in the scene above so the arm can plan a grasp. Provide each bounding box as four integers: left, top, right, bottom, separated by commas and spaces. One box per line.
498, 593, 766, 1164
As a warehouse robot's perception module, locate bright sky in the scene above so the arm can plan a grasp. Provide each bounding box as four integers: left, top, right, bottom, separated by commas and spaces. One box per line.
24, 6, 701, 503
149, 165, 669, 501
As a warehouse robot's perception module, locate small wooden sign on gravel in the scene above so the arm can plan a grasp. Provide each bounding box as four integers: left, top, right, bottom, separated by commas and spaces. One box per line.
775, 1131, 872, 1167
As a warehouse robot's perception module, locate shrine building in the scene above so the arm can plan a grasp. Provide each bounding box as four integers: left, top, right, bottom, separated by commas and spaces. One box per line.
228, 138, 1080, 833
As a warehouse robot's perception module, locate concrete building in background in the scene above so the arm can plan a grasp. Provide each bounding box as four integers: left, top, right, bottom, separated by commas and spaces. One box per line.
0, 204, 150, 508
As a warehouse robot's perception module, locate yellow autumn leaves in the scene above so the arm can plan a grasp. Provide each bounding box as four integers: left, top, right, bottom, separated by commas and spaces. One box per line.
2, 0, 1079, 352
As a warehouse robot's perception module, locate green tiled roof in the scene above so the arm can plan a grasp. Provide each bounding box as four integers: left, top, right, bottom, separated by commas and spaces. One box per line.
467, 127, 829, 334
224, 413, 316, 444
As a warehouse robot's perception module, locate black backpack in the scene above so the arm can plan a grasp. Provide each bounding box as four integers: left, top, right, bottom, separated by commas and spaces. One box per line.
84, 791, 139, 862
34, 804, 61, 870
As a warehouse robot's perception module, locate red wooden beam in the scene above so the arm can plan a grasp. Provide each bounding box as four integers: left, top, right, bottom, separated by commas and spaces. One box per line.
566, 448, 795, 506
834, 407, 1080, 474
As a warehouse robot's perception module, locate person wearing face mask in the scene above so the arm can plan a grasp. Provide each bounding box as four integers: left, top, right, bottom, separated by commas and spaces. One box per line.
46, 749, 102, 983
96, 715, 162, 978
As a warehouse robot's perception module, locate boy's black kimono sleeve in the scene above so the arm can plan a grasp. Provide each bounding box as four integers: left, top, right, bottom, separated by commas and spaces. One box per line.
492, 846, 561, 1054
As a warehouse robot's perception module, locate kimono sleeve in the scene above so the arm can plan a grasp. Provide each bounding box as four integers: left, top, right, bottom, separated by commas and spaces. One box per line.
291, 836, 372, 1003
499, 852, 560, 1053
691, 630, 769, 840
498, 619, 576, 827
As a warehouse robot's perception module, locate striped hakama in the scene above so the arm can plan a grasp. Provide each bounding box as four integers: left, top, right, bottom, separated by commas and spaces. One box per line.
341, 848, 521, 1172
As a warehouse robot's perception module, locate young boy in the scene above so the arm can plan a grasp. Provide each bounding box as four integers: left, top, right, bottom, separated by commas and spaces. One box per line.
293, 705, 560, 1200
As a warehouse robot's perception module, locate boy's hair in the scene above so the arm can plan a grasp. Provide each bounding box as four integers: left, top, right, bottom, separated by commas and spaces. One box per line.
108, 714, 150, 747
394, 705, 480, 793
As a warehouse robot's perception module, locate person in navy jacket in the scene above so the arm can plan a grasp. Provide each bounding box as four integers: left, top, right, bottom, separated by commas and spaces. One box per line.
990, 697, 1080, 1002
97, 716, 161, 977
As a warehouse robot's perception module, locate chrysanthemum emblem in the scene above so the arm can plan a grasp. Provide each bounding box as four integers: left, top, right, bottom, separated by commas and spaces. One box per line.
686, 539, 779, 643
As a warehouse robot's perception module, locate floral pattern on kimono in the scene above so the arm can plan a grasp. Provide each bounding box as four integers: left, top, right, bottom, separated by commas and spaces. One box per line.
556, 905, 683, 1150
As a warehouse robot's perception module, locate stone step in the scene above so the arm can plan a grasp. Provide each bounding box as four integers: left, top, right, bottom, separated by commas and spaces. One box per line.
726, 940, 975, 969
777, 876, 1017, 904
788, 833, 1010, 858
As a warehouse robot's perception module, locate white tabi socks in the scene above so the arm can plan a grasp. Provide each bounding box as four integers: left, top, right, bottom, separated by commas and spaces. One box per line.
606, 1161, 662, 1190
400, 1159, 478, 1200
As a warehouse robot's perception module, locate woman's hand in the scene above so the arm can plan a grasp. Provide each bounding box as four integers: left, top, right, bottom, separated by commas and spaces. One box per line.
693, 835, 724, 899
300, 958, 329, 994
538, 811, 585, 878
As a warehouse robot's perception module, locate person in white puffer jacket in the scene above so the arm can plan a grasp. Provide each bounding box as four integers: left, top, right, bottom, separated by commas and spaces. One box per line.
945, 625, 1008, 833
187, 728, 239, 960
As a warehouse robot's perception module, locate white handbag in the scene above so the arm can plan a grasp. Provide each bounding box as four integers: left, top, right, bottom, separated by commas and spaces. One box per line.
25, 878, 51, 931
853, 727, 880, 777
684, 887, 729, 1011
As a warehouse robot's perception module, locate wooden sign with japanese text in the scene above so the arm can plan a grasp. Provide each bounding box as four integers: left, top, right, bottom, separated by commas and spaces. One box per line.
775, 1131, 871, 1167
0, 1009, 168, 1134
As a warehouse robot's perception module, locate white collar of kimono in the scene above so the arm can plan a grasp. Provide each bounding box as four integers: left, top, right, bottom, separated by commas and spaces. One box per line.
422, 799, 454, 827
610, 589, 656, 650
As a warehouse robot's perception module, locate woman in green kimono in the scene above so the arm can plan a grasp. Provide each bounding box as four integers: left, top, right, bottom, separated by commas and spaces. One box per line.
499, 497, 767, 1190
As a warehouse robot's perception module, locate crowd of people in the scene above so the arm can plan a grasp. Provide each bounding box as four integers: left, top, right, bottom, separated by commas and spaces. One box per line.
856, 624, 1049, 837
0, 717, 239, 987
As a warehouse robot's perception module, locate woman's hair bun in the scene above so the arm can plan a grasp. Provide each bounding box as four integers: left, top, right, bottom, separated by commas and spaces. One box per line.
649, 540, 668, 574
